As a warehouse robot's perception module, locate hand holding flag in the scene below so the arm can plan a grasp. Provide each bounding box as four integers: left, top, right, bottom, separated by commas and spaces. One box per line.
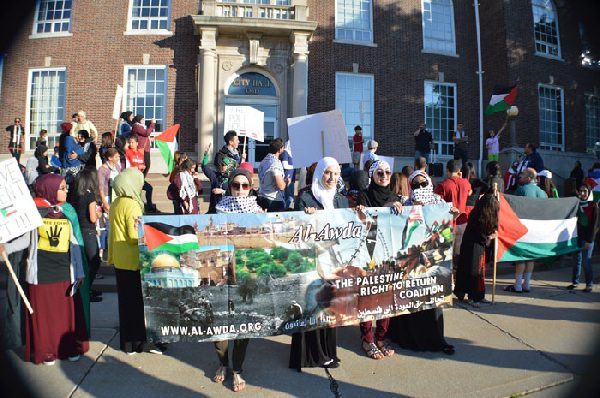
154, 124, 180, 173
485, 84, 518, 115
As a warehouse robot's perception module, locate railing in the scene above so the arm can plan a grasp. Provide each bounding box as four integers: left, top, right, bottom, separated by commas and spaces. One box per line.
202, 1, 307, 21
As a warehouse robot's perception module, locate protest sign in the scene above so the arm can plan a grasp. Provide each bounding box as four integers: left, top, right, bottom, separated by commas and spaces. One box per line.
140, 203, 454, 343
287, 109, 353, 168
0, 158, 43, 243
112, 85, 124, 120
224, 106, 265, 142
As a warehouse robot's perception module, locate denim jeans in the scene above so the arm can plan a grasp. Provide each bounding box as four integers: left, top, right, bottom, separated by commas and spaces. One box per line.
415, 150, 430, 164
573, 243, 594, 288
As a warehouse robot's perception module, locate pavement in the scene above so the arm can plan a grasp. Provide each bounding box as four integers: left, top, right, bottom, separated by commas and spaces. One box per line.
1, 259, 600, 398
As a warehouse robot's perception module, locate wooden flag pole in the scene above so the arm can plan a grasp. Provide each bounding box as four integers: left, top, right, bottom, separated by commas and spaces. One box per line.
492, 182, 499, 304
0, 247, 34, 314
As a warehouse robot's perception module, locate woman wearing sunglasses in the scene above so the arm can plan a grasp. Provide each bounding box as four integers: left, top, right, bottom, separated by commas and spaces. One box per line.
213, 168, 262, 392
386, 170, 457, 355
289, 157, 348, 371
354, 160, 401, 360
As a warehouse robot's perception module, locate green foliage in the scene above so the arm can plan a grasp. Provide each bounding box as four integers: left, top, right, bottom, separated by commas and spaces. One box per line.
283, 251, 315, 273
270, 246, 291, 261
231, 247, 315, 280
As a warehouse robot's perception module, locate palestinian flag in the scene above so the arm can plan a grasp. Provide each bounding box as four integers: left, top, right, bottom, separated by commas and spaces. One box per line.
154, 124, 180, 173
485, 84, 518, 115
583, 169, 600, 203
497, 194, 579, 262
143, 222, 199, 254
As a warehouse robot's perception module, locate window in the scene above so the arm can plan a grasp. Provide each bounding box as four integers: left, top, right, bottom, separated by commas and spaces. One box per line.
125, 66, 167, 138
336, 73, 374, 143
538, 84, 564, 151
33, 0, 72, 35
129, 0, 170, 31
335, 0, 373, 43
27, 68, 67, 149
531, 0, 561, 58
424, 81, 456, 156
586, 95, 600, 152
422, 0, 456, 55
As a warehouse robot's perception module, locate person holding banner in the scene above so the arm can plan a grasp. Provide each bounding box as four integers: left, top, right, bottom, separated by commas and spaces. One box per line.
290, 157, 348, 370
387, 170, 456, 355
212, 167, 262, 392
25, 174, 89, 365
108, 168, 163, 355
356, 160, 400, 360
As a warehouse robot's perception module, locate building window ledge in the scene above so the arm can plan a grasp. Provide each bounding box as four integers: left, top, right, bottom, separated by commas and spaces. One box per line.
333, 39, 377, 48
534, 52, 564, 62
29, 32, 73, 39
421, 49, 459, 58
124, 30, 173, 36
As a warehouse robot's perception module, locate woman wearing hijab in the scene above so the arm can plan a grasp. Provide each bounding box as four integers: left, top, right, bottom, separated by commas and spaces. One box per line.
108, 168, 162, 355
454, 193, 499, 305
132, 115, 155, 177
386, 170, 456, 355
354, 160, 400, 360
212, 168, 262, 392
289, 157, 348, 370
25, 174, 89, 365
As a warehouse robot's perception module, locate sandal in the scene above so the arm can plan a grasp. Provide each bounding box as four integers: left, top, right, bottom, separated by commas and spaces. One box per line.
376, 341, 395, 357
213, 366, 226, 383
232, 372, 246, 392
363, 342, 384, 360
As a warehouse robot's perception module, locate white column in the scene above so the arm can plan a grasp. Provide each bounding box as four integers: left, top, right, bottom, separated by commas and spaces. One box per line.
290, 32, 310, 117
198, 27, 218, 158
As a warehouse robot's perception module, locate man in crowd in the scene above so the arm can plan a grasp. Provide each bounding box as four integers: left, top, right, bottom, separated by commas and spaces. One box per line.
435, 160, 472, 268
363, 140, 379, 169
352, 125, 364, 170
257, 138, 289, 212
516, 143, 545, 174
505, 167, 547, 294
6, 117, 24, 162
414, 123, 433, 163
414, 156, 428, 173
71, 110, 98, 140
216, 130, 246, 170
453, 122, 468, 163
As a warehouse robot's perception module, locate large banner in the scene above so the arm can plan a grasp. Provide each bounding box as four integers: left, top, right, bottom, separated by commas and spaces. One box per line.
140, 204, 454, 343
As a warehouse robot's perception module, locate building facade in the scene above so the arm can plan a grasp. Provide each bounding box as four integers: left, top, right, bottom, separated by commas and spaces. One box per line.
0, 0, 598, 177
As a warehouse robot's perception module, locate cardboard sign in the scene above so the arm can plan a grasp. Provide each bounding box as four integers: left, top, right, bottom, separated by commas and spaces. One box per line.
224, 106, 265, 142
112, 85, 124, 120
287, 109, 352, 168
0, 158, 43, 243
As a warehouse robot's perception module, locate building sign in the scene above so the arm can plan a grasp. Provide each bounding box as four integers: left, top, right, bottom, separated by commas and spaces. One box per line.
228, 72, 276, 96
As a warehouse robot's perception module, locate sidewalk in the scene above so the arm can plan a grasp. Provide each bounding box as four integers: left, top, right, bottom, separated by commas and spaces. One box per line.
2, 261, 599, 398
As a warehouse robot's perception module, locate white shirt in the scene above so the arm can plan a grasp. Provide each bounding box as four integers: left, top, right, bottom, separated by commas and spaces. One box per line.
486, 136, 499, 154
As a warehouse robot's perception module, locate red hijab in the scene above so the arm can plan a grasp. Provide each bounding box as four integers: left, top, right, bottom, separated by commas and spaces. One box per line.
34, 174, 66, 218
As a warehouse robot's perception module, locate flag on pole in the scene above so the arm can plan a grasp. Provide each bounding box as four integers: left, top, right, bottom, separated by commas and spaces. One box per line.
143, 222, 199, 254
497, 194, 579, 262
485, 84, 518, 115
154, 124, 180, 173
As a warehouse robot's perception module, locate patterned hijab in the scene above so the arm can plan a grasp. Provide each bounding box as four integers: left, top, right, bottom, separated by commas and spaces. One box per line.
365, 160, 395, 206
112, 167, 145, 211
311, 157, 340, 210
407, 170, 444, 205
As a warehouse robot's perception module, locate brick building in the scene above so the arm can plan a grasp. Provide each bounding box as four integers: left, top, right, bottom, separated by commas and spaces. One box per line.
0, 0, 599, 178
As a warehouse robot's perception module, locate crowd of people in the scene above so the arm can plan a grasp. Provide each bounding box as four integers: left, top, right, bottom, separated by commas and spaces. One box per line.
1, 115, 597, 393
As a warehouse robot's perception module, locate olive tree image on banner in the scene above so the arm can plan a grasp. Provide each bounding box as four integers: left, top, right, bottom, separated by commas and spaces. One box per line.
140, 203, 454, 343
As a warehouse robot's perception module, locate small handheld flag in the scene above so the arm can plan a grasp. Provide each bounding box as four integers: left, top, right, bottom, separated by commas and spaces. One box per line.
485, 84, 518, 115
154, 124, 180, 173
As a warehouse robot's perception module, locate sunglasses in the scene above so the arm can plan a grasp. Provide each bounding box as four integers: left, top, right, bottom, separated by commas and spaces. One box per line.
231, 182, 251, 190
376, 170, 392, 177
411, 181, 429, 189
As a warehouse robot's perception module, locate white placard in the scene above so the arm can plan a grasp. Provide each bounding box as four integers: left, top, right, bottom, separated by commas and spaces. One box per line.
224, 106, 265, 142
361, 154, 395, 172
287, 109, 352, 168
0, 158, 43, 243
112, 85, 124, 120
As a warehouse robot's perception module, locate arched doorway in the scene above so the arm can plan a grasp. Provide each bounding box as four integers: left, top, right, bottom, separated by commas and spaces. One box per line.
225, 71, 279, 166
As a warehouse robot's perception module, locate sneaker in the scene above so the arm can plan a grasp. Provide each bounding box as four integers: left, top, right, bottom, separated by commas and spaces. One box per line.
566, 284, 577, 290
126, 351, 137, 356
68, 355, 81, 362
43, 360, 56, 366
504, 285, 523, 293
148, 348, 163, 355
583, 287, 593, 293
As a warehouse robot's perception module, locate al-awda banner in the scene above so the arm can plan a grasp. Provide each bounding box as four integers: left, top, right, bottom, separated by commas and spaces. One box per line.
140, 204, 455, 343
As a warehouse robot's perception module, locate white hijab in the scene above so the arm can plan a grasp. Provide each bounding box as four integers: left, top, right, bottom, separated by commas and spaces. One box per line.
311, 157, 340, 210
